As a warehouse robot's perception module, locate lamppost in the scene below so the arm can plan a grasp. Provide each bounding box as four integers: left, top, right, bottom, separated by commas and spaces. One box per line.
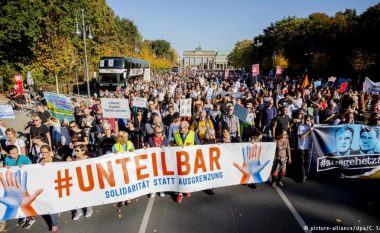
304, 49, 314, 74
253, 39, 263, 83
75, 9, 93, 99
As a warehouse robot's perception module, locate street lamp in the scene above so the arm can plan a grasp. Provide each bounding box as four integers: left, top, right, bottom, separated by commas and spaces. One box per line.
272, 51, 277, 68
75, 9, 93, 99
253, 39, 263, 83
254, 39, 263, 48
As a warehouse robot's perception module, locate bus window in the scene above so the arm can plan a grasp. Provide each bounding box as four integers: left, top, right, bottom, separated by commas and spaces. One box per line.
99, 74, 120, 84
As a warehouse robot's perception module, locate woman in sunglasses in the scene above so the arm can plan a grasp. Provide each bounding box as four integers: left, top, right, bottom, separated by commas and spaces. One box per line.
67, 145, 93, 221
38, 145, 59, 231
145, 125, 169, 198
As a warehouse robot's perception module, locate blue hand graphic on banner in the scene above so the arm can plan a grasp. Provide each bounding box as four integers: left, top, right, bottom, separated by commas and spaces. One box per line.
233, 144, 271, 183
0, 170, 43, 220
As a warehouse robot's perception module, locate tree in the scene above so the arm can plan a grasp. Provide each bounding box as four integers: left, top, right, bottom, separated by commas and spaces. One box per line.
228, 40, 254, 69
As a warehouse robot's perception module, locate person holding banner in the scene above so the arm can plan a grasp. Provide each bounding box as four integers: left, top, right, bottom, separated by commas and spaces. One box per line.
271, 130, 292, 187
146, 125, 169, 198
297, 116, 313, 183
112, 131, 135, 153
173, 121, 201, 203
67, 145, 93, 220
38, 145, 59, 232
2, 145, 41, 229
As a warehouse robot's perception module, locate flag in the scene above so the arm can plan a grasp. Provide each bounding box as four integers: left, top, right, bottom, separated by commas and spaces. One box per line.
339, 82, 348, 93
301, 75, 310, 91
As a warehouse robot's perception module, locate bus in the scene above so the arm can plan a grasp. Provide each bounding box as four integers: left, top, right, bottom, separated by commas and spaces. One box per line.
98, 57, 150, 89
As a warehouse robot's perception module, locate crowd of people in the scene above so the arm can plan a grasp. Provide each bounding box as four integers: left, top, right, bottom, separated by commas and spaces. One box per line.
0, 70, 379, 231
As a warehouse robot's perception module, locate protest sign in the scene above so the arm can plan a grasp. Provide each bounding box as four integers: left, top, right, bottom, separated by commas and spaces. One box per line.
0, 105, 15, 118
132, 97, 147, 109
14, 74, 24, 96
180, 98, 192, 117
43, 92, 74, 121
363, 77, 380, 94
275, 66, 284, 75
314, 80, 321, 87
311, 124, 380, 179
328, 76, 336, 82
338, 82, 348, 93
224, 69, 230, 79
252, 64, 259, 76
220, 91, 244, 99
233, 104, 251, 123
0, 143, 276, 220
101, 98, 130, 119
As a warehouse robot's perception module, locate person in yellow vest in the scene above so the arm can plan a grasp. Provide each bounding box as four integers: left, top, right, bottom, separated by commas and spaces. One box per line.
111, 131, 134, 208
112, 131, 135, 153
172, 121, 201, 203
173, 121, 201, 147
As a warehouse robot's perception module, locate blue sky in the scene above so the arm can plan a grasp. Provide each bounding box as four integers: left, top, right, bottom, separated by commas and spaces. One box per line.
106, 0, 378, 57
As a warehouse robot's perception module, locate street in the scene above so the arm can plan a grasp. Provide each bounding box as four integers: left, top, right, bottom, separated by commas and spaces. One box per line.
5, 177, 380, 233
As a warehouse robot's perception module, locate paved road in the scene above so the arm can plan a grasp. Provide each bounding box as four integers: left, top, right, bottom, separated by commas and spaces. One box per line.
1, 97, 379, 233
4, 178, 380, 233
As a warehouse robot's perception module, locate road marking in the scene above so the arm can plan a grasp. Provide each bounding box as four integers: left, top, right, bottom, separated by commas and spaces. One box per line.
227, 198, 240, 233
138, 197, 155, 233
275, 186, 312, 233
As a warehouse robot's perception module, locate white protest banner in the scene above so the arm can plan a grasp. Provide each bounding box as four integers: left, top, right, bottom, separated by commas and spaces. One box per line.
132, 97, 147, 109
101, 98, 130, 119
363, 77, 380, 94
180, 98, 192, 117
0, 105, 15, 118
0, 143, 275, 220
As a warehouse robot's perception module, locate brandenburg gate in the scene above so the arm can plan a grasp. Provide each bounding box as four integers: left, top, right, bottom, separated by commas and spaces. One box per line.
183, 46, 227, 70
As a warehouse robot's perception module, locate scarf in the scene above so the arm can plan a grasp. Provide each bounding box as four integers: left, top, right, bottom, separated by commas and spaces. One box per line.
153, 136, 163, 147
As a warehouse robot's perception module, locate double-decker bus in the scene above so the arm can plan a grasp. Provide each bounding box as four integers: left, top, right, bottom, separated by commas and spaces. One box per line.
98, 57, 150, 89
